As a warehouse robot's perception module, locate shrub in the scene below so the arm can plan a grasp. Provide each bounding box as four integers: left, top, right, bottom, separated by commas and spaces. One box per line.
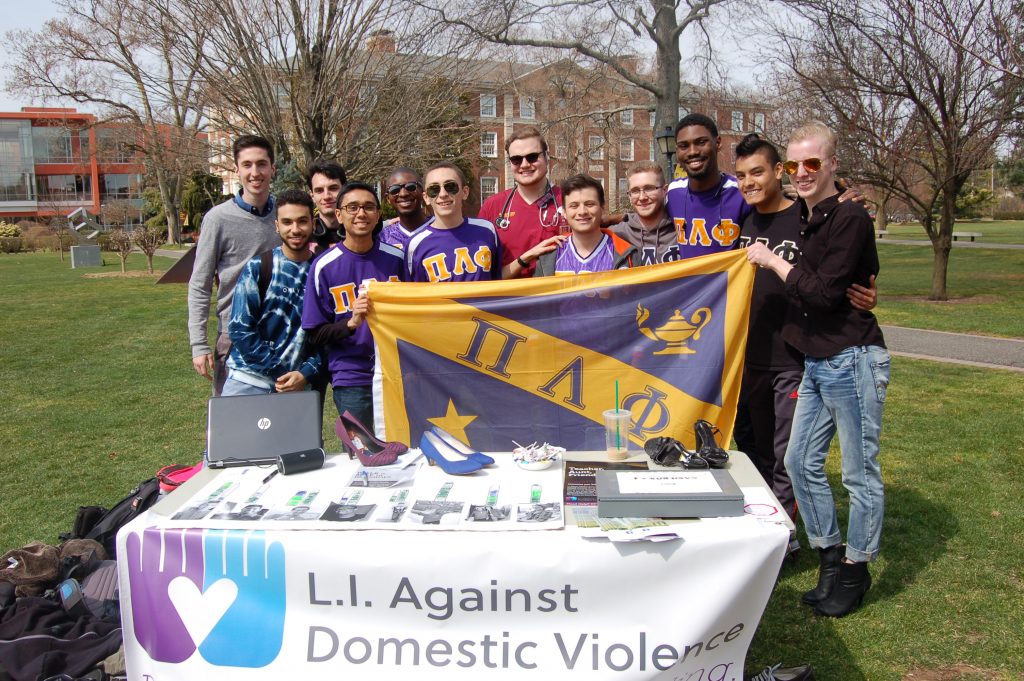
0, 238, 23, 253
20, 224, 56, 252
993, 211, 1024, 220
0, 221, 21, 238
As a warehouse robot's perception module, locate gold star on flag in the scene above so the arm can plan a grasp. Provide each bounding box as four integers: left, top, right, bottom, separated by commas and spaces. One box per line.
427, 399, 477, 444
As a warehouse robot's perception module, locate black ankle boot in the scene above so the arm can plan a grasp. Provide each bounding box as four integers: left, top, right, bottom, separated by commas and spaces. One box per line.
814, 560, 871, 617
801, 544, 843, 605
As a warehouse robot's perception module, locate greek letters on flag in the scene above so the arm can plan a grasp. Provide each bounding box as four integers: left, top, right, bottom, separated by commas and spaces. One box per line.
367, 250, 754, 452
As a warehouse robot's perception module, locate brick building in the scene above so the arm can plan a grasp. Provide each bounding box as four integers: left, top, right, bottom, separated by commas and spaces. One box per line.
0, 107, 147, 227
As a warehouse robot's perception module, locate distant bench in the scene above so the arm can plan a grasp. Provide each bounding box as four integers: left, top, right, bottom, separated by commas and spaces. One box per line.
875, 230, 889, 238
953, 231, 982, 242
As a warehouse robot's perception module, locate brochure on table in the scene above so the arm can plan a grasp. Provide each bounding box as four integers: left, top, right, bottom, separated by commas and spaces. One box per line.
162, 450, 564, 531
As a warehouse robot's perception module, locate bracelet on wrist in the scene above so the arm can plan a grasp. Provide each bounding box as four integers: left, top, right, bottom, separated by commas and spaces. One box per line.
516, 255, 529, 268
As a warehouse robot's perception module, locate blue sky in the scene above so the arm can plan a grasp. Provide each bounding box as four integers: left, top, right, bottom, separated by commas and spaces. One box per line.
1, 2, 61, 111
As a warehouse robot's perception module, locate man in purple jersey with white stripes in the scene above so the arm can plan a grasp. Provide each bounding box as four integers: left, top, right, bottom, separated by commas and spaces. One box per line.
379, 166, 428, 251
405, 162, 504, 283
667, 113, 751, 260
302, 182, 405, 427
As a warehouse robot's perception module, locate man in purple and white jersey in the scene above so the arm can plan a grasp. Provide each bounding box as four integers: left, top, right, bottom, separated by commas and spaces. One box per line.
666, 113, 751, 261
379, 166, 428, 251
303, 182, 405, 427
405, 162, 503, 283
534, 174, 635, 276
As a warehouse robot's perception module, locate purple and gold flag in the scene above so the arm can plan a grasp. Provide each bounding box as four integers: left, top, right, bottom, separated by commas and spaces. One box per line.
368, 250, 754, 452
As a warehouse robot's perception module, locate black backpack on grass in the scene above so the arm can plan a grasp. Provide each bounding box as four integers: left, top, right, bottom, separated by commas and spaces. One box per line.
62, 478, 162, 558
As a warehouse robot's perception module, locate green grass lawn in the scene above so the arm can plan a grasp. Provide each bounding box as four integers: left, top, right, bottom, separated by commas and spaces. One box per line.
879, 219, 1024, 244
873, 244, 1024, 338
1, 252, 1022, 679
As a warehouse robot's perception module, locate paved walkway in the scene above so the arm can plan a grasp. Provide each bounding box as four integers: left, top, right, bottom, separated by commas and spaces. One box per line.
154, 248, 1023, 371
876, 238, 1024, 250
880, 325, 1024, 372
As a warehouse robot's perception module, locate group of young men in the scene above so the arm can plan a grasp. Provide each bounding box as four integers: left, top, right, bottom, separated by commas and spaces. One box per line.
187, 115, 888, 623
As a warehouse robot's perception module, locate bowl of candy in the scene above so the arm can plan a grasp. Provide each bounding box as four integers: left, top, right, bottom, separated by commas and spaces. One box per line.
512, 442, 565, 471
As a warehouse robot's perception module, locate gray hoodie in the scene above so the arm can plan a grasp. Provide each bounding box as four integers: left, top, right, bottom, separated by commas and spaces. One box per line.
609, 211, 679, 266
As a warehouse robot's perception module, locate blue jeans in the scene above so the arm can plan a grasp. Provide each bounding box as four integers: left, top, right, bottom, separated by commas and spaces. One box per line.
332, 384, 373, 430
784, 345, 890, 562
222, 376, 272, 396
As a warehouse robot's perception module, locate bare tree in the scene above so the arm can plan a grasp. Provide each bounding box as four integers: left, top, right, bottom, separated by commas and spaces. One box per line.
769, 0, 1021, 300
5, 0, 208, 244
107, 228, 133, 273
169, 0, 480, 180
132, 227, 164, 274
411, 0, 726, 135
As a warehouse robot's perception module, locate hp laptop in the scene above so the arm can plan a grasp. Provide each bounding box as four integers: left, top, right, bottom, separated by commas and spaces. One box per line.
206, 392, 323, 466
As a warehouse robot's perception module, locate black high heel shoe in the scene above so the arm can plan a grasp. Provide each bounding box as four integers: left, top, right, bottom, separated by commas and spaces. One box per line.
693, 419, 729, 468
644, 437, 709, 469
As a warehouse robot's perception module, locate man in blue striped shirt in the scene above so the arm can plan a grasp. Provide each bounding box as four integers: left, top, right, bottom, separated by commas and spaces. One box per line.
223, 190, 322, 395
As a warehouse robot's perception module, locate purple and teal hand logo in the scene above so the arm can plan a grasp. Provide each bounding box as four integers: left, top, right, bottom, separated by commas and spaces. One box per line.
125, 528, 286, 667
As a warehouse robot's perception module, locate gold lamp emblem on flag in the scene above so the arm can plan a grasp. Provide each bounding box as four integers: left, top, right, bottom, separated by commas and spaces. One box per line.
636, 305, 712, 355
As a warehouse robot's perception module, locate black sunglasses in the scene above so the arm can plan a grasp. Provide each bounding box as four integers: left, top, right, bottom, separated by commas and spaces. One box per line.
387, 181, 422, 196
509, 152, 544, 166
424, 180, 461, 198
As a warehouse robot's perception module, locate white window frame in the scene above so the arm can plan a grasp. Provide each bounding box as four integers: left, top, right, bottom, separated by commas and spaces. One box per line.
617, 177, 629, 198
620, 109, 634, 126
649, 111, 657, 128
480, 94, 497, 118
480, 176, 498, 200
754, 112, 766, 132
520, 96, 536, 119
588, 135, 604, 160
619, 138, 635, 162
731, 110, 744, 131
480, 131, 498, 158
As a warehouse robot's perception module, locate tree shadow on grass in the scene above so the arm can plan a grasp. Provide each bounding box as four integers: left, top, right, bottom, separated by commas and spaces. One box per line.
747, 483, 956, 680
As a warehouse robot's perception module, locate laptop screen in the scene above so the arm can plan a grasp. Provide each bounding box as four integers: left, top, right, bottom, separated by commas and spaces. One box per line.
206, 392, 323, 464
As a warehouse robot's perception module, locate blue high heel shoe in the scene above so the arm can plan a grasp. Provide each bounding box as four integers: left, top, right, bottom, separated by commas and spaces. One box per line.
430, 426, 495, 466
419, 431, 485, 475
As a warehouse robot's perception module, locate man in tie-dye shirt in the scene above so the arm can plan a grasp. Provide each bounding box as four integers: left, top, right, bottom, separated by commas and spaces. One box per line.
223, 190, 322, 395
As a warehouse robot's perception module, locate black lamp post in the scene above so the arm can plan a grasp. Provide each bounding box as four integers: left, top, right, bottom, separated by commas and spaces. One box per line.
655, 126, 676, 183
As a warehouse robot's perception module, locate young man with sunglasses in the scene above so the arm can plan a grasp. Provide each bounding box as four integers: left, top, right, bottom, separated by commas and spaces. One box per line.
746, 122, 889, 619
609, 162, 677, 265
406, 163, 504, 282
478, 127, 569, 277
303, 182, 405, 427
307, 159, 348, 254
379, 166, 428, 251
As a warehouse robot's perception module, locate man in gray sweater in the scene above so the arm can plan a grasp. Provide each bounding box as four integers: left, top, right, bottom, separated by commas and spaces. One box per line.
187, 135, 281, 395
609, 161, 678, 265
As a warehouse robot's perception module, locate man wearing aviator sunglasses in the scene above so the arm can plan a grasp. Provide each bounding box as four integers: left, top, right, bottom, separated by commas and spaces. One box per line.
406, 162, 504, 283
379, 166, 428, 251
478, 127, 568, 277
746, 122, 889, 619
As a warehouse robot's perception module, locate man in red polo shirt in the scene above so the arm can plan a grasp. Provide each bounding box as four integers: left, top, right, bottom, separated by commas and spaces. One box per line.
478, 126, 569, 277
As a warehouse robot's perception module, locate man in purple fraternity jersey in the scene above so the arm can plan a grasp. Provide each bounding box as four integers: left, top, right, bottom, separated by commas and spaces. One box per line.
303, 182, 405, 427
379, 166, 428, 251
405, 163, 504, 282
667, 113, 751, 260
534, 174, 636, 276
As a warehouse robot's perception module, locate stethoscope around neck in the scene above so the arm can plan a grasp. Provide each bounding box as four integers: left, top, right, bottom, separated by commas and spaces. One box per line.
494, 181, 562, 230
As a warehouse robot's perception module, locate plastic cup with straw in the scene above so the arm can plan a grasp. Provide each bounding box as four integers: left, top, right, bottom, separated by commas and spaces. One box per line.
604, 380, 628, 460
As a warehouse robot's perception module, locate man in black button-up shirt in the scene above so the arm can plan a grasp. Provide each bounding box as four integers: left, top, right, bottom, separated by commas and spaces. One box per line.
746, 122, 890, 618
